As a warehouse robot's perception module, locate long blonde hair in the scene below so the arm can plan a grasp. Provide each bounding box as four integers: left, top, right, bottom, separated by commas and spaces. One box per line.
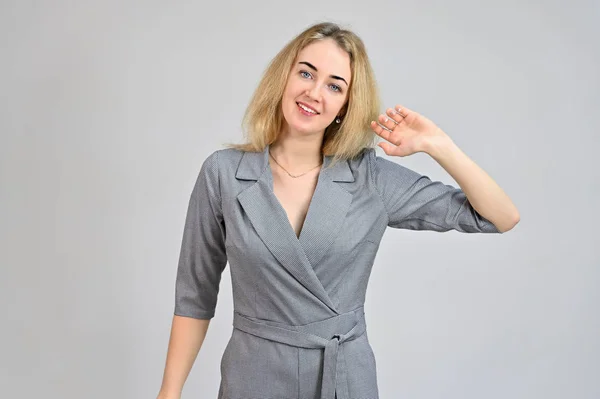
224, 22, 381, 167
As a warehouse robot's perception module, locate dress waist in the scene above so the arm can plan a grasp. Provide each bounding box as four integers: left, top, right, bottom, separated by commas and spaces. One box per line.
232, 307, 367, 399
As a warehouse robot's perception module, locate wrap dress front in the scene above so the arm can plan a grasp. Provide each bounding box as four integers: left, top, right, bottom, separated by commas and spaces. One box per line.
174, 144, 500, 399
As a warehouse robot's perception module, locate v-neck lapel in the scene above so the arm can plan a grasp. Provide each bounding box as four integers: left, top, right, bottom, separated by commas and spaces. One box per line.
235, 144, 354, 312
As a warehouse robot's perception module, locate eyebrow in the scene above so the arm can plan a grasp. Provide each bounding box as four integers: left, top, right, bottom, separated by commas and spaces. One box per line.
298, 61, 348, 86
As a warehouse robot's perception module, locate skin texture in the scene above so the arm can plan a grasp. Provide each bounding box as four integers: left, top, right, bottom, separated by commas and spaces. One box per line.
269, 37, 351, 185
157, 316, 209, 399
279, 39, 350, 142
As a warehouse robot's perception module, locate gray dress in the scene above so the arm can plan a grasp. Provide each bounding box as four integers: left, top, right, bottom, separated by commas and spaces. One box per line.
174, 144, 500, 399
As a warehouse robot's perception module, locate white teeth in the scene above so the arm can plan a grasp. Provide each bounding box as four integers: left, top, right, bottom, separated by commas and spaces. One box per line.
298, 103, 317, 114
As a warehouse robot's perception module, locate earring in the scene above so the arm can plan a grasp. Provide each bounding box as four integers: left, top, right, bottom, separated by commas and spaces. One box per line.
335, 117, 341, 124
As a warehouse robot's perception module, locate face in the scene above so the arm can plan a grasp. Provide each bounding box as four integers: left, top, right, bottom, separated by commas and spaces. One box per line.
281, 39, 351, 137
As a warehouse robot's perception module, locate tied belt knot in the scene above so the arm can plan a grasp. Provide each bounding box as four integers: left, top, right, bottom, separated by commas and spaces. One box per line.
232, 307, 367, 399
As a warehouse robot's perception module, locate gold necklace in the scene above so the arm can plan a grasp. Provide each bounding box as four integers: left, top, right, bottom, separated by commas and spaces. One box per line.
268, 150, 322, 178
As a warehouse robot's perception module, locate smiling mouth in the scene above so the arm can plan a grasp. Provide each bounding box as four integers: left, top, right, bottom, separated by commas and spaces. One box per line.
296, 102, 320, 115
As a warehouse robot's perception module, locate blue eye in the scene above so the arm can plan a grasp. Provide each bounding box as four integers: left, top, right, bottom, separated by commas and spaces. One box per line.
300, 70, 312, 79
299, 70, 343, 93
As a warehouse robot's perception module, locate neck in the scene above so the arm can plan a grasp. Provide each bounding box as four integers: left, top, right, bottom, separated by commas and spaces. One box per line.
269, 135, 323, 170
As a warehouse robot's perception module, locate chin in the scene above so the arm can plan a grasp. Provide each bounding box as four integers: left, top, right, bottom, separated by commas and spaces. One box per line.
288, 126, 312, 135
289, 121, 324, 135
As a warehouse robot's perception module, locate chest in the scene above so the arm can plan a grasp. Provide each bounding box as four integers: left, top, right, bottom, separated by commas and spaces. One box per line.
271, 167, 319, 239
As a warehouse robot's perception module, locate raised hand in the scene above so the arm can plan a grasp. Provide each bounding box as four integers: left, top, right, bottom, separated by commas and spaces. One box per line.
370, 104, 451, 157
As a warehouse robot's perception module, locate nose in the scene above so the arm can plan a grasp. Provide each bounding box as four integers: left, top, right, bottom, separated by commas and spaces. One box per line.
305, 82, 322, 102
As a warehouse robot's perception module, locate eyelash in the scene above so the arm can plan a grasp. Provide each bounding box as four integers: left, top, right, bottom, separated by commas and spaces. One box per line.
299, 70, 342, 93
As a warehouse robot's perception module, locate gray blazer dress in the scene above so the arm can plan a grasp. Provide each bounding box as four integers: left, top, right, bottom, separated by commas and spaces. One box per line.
174, 143, 500, 399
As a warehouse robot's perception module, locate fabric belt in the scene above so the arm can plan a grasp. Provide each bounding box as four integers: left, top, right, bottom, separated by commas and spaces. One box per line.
232, 307, 367, 399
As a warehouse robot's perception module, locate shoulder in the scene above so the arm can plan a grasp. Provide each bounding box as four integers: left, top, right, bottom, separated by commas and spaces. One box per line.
210, 147, 246, 166
350, 147, 414, 175
364, 147, 420, 179
198, 147, 254, 193
345, 147, 375, 170
199, 147, 245, 171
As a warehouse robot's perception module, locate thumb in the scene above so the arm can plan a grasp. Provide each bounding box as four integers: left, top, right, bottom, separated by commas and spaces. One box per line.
378, 141, 394, 154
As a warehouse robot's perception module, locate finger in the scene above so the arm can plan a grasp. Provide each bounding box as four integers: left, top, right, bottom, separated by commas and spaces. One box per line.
393, 104, 411, 118
378, 141, 404, 157
379, 140, 410, 158
386, 107, 405, 124
378, 141, 394, 154
377, 113, 397, 131
370, 120, 394, 143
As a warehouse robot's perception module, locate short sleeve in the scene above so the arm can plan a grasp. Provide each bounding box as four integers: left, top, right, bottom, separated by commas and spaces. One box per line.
368, 149, 501, 233
174, 150, 228, 319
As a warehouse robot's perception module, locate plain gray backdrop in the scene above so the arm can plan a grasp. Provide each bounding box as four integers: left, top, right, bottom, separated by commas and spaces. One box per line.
1, 1, 598, 398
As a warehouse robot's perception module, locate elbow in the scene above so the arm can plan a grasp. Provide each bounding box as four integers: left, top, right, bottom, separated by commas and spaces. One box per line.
511, 210, 521, 229
497, 212, 520, 233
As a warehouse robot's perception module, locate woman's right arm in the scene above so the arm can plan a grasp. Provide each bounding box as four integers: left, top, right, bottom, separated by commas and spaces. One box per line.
157, 315, 211, 399
159, 151, 227, 397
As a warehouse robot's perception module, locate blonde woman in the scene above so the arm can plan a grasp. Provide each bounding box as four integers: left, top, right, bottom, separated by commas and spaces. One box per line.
157, 21, 519, 399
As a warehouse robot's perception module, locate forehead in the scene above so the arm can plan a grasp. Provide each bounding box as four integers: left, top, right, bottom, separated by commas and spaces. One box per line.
295, 39, 351, 79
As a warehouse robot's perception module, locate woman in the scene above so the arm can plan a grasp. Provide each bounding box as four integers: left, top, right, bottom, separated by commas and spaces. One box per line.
157, 22, 520, 399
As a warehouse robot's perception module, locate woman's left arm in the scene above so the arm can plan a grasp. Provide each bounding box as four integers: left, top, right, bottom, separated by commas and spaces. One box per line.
425, 138, 520, 233
371, 104, 520, 233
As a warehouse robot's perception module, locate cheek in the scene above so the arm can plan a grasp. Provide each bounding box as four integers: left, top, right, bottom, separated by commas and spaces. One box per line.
285, 77, 303, 94
326, 97, 346, 115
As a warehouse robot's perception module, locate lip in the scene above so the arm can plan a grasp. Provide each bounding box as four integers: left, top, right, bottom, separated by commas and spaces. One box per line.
296, 101, 320, 114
